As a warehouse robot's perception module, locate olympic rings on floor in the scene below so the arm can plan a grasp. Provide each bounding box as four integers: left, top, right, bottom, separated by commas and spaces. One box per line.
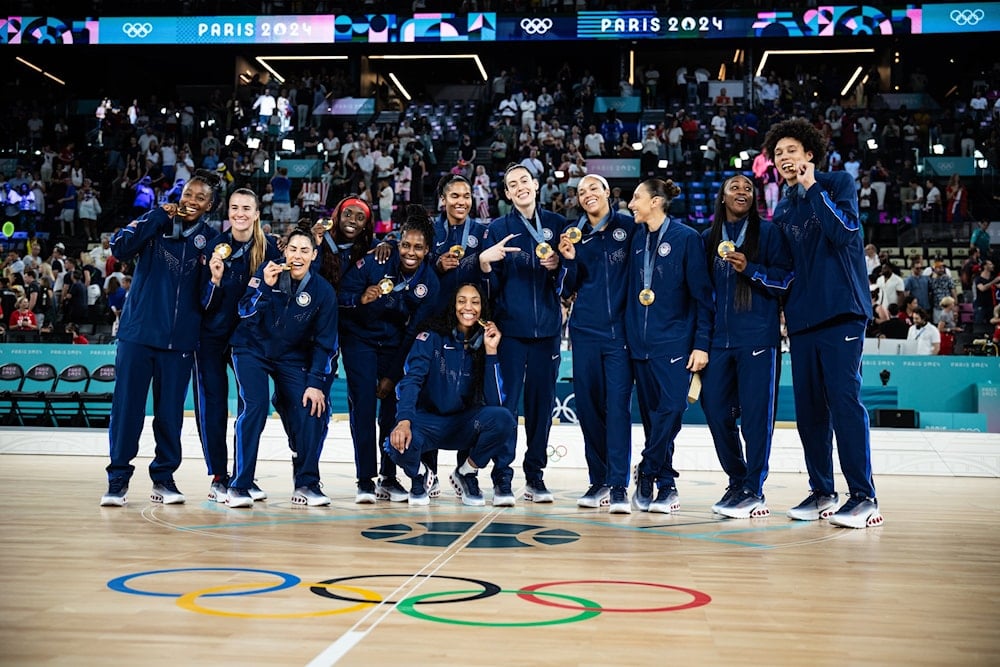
107, 567, 301, 598
176, 582, 381, 618
396, 589, 602, 627
309, 574, 501, 605
107, 570, 713, 623
516, 579, 712, 613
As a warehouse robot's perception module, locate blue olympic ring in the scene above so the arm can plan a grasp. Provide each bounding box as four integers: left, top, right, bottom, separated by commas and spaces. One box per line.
107, 567, 301, 598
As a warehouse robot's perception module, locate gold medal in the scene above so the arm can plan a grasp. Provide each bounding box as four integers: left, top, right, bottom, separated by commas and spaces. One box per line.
378, 277, 394, 295
535, 242, 553, 259
320, 217, 334, 231
450, 244, 465, 259
213, 243, 232, 259
718, 240, 736, 258
477, 318, 489, 327
282, 263, 293, 271
638, 288, 655, 306
565, 227, 583, 244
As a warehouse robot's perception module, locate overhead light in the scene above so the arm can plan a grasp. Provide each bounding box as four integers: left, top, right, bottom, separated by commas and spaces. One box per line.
371, 54, 488, 82
932, 144, 944, 155
632, 142, 642, 151
246, 137, 261, 149
628, 50, 634, 86
554, 170, 565, 178
388, 72, 411, 101
225, 135, 235, 146
281, 139, 296, 152
254, 55, 348, 84
734, 158, 743, 168
867, 138, 878, 150
840, 66, 864, 97
755, 48, 874, 78
977, 159, 989, 169
739, 150, 750, 160
263, 159, 270, 172
974, 149, 984, 159
658, 159, 669, 169
733, 49, 741, 64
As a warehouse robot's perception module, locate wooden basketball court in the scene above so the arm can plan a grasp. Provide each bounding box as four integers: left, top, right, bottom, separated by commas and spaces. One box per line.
2, 439, 999, 666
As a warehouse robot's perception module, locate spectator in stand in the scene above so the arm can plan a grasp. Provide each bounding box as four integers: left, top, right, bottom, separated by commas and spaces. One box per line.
929, 261, 957, 323
924, 178, 942, 225
131, 176, 156, 221
937, 296, 962, 335
57, 175, 77, 237
584, 124, 604, 158
973, 260, 999, 324
907, 308, 940, 355
904, 259, 931, 311
905, 176, 924, 227
377, 179, 394, 233
971, 219, 992, 260
9, 297, 38, 331
270, 167, 292, 225
78, 180, 102, 242
961, 247, 983, 291
872, 262, 905, 319
66, 322, 88, 344
945, 175, 968, 226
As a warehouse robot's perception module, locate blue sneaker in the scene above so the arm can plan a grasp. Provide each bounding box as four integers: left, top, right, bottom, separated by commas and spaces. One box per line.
711, 485, 740, 513
608, 487, 631, 514
632, 473, 653, 511
376, 476, 409, 502
100, 477, 128, 507
449, 468, 485, 506
648, 485, 680, 514
577, 484, 611, 508
292, 483, 330, 507
524, 478, 554, 503
150, 480, 185, 505
492, 480, 516, 507
717, 488, 769, 519
409, 474, 430, 506
355, 479, 377, 504
227, 487, 253, 508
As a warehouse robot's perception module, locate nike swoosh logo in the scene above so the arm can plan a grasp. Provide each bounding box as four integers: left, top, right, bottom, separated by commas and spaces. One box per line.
844, 336, 859, 342
444, 345, 456, 350
551, 354, 561, 360
752, 349, 766, 356
581, 236, 594, 244
670, 356, 684, 364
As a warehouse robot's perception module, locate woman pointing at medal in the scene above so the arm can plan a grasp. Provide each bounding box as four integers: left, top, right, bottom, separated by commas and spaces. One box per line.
700, 175, 793, 519
625, 178, 714, 513
556, 174, 636, 514
479, 163, 568, 506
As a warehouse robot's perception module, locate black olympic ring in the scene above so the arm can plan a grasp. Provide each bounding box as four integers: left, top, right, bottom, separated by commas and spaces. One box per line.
309, 574, 501, 606
950, 9, 984, 25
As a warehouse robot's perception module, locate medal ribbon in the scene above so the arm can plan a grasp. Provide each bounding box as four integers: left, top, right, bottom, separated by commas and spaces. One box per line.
642, 221, 670, 292
577, 208, 612, 236
518, 209, 546, 247
721, 218, 747, 249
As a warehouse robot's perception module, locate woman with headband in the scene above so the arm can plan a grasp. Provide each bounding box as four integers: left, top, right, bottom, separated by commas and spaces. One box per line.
700, 175, 792, 519
101, 170, 221, 507
625, 178, 714, 514
196, 187, 282, 504
478, 163, 569, 506
338, 207, 440, 504
556, 173, 636, 514
227, 224, 339, 508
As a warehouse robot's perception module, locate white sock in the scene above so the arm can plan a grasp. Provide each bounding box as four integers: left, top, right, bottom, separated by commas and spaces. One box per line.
458, 460, 476, 476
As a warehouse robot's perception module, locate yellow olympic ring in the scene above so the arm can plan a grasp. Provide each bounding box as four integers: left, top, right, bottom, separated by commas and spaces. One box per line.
176, 581, 382, 618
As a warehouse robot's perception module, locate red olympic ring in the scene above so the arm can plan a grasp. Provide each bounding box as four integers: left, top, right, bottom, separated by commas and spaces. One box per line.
517, 579, 711, 613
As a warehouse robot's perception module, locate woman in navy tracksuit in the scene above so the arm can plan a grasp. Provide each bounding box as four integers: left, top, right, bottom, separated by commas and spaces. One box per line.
625, 178, 714, 514
385, 283, 515, 506
196, 187, 282, 504
556, 173, 635, 514
422, 174, 491, 485
700, 175, 793, 519
338, 208, 440, 504
228, 225, 339, 508
478, 164, 568, 506
764, 118, 882, 529
101, 171, 220, 507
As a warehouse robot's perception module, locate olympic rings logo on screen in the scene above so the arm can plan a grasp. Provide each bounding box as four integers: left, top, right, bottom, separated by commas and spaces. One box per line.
949, 9, 985, 25
520, 17, 554, 35
121, 22, 154, 39
107, 568, 711, 626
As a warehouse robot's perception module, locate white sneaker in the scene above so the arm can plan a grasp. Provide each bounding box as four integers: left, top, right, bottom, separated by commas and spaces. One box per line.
249, 481, 268, 501
208, 481, 228, 503
648, 486, 680, 514
828, 495, 883, 529
150, 481, 185, 505
100, 478, 128, 507
716, 489, 770, 519
292, 484, 331, 507
608, 487, 631, 514
577, 484, 611, 508
227, 488, 254, 508
787, 491, 839, 521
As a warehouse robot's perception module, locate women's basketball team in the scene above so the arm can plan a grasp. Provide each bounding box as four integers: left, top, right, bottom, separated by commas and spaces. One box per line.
100, 119, 883, 530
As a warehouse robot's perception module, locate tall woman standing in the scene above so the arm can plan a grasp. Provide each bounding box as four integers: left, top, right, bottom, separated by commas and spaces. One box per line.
196, 187, 282, 503
556, 173, 636, 514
